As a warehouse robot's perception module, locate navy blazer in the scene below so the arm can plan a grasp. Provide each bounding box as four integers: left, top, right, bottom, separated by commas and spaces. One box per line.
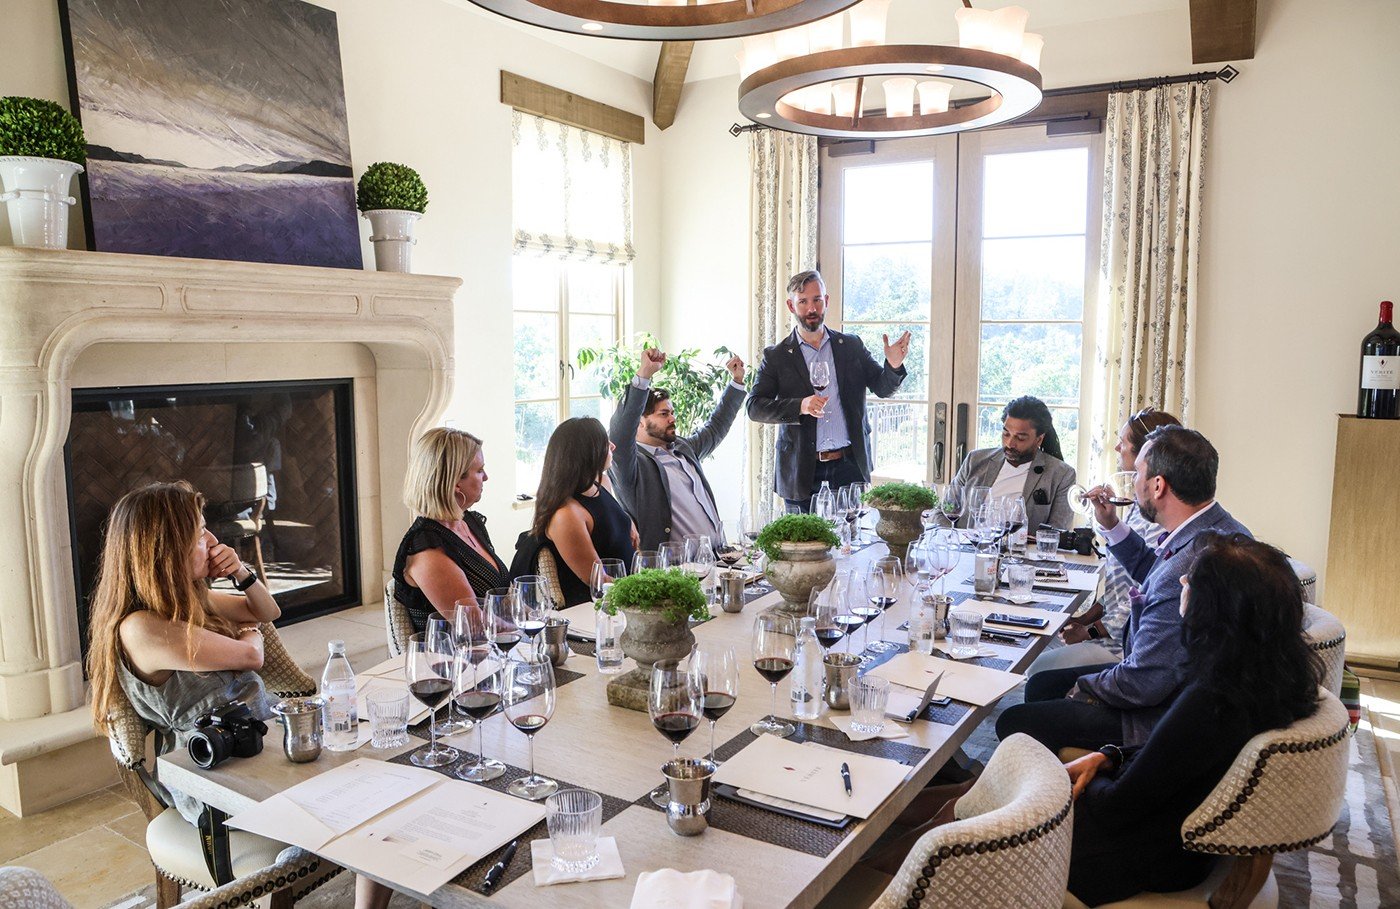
1077, 502, 1251, 746
745, 328, 906, 501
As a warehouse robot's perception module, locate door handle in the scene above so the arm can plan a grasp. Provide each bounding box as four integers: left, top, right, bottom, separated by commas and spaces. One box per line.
954, 402, 969, 473
932, 402, 947, 482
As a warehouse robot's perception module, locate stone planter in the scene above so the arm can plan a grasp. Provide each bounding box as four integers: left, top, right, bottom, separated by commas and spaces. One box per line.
873, 506, 925, 559
606, 605, 695, 711
766, 540, 836, 613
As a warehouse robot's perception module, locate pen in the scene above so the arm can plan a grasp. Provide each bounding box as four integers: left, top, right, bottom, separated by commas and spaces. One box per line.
840, 761, 852, 797
481, 838, 519, 893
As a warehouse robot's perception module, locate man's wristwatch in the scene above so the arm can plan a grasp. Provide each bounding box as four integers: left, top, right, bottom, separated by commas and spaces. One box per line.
232, 564, 259, 591
1098, 743, 1124, 772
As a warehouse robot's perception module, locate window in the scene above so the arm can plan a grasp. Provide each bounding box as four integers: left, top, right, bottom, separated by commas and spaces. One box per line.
511, 112, 633, 494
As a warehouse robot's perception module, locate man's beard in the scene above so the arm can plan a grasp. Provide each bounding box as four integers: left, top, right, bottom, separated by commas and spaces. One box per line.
1138, 498, 1157, 523
647, 421, 677, 444
1004, 447, 1032, 466
800, 312, 824, 331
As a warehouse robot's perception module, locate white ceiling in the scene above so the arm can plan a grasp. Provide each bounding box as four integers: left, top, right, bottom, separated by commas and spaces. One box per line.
443, 0, 1183, 84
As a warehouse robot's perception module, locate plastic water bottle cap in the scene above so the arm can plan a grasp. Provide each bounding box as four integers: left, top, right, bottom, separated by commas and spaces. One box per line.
328, 640, 346, 655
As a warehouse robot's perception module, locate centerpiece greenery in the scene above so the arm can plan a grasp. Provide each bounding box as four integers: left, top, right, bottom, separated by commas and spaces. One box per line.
863, 482, 938, 511
0, 97, 86, 163
599, 568, 708, 623
755, 514, 840, 563
355, 161, 428, 213
577, 333, 744, 436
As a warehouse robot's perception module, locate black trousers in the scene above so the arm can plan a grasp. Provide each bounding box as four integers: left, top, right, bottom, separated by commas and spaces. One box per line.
783, 455, 864, 513
995, 663, 1126, 754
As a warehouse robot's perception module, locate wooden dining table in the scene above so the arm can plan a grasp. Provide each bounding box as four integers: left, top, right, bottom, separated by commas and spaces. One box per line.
160, 540, 1102, 908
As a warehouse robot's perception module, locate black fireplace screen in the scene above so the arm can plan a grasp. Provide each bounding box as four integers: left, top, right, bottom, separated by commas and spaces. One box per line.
65, 379, 360, 657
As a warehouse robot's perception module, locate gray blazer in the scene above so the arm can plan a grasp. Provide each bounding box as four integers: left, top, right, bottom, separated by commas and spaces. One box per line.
607, 380, 745, 552
745, 328, 906, 501
949, 447, 1077, 530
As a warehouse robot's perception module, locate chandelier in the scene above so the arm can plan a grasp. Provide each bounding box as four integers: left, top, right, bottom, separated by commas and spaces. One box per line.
737, 1, 1044, 138
463, 0, 867, 41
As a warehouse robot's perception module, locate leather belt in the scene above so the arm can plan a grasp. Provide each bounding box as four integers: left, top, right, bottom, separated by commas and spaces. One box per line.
817, 448, 847, 462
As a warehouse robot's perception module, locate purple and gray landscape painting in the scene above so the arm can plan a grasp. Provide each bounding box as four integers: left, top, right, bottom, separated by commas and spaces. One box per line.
62, 0, 361, 268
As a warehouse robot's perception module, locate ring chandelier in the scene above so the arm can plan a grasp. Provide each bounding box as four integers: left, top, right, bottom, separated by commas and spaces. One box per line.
463, 0, 867, 42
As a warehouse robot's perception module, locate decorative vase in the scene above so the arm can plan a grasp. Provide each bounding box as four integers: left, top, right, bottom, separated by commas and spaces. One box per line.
0, 156, 83, 249
606, 605, 695, 711
766, 541, 836, 613
363, 208, 421, 272
874, 506, 924, 559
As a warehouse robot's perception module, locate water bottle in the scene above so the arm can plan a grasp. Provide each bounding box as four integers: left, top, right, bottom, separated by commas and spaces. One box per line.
908, 594, 937, 655
814, 481, 835, 521
973, 542, 1000, 596
321, 640, 358, 751
790, 617, 822, 721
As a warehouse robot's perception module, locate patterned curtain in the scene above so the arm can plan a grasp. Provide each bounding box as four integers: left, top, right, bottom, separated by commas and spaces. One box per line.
746, 129, 819, 525
511, 110, 635, 264
1091, 83, 1211, 476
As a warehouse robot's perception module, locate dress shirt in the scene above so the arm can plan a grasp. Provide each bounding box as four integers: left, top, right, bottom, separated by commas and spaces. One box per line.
989, 459, 1031, 501
1099, 500, 1217, 555
796, 329, 851, 452
632, 376, 738, 543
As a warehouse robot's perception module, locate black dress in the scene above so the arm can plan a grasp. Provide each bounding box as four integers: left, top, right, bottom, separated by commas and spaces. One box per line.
392, 512, 510, 634
547, 487, 636, 606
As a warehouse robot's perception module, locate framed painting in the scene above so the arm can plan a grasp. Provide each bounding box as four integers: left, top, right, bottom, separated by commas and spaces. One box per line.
58, 0, 362, 269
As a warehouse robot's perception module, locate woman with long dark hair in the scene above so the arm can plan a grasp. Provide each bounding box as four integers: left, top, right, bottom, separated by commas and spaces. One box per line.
529, 417, 637, 605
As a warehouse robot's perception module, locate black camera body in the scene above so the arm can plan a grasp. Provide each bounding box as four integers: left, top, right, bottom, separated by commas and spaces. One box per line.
1059, 527, 1097, 556
188, 702, 268, 769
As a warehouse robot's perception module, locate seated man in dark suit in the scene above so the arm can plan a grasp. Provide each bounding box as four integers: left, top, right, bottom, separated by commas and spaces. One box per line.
948, 395, 1077, 530
996, 426, 1251, 752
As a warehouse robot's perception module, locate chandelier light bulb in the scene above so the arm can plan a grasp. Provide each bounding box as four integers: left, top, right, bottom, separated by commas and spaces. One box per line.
882, 77, 916, 118
916, 80, 952, 114
988, 6, 1029, 57
774, 24, 811, 61
1018, 33, 1044, 70
739, 33, 778, 80
848, 0, 891, 47
832, 81, 859, 118
954, 7, 996, 52
807, 14, 845, 53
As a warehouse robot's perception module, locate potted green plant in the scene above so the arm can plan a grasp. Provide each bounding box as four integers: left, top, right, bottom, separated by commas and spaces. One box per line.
0, 97, 86, 250
577, 333, 745, 436
863, 482, 937, 558
356, 161, 428, 273
599, 568, 708, 710
757, 514, 840, 613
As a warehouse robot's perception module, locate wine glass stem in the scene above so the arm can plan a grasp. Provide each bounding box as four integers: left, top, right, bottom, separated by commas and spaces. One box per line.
477, 720, 486, 764
527, 733, 536, 781
770, 682, 778, 723
709, 719, 717, 762
429, 704, 438, 753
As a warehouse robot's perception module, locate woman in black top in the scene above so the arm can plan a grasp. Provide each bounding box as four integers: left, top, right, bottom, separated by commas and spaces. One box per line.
393, 428, 510, 633
531, 417, 637, 606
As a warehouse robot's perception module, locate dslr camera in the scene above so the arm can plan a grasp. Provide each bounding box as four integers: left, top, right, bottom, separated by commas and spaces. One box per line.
1058, 527, 1097, 556
187, 702, 268, 769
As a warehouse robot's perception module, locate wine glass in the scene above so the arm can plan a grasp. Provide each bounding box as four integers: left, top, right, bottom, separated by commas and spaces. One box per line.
831, 568, 864, 654
929, 528, 960, 596
484, 587, 522, 659
689, 646, 740, 765
434, 609, 476, 736
809, 359, 831, 396
811, 583, 846, 652
750, 612, 796, 738
453, 623, 505, 782
405, 633, 458, 768
512, 576, 550, 647
938, 484, 965, 530
503, 657, 558, 800
633, 550, 664, 573
865, 557, 903, 654
646, 659, 704, 805
658, 541, 686, 569
906, 537, 930, 594
834, 486, 855, 552
738, 501, 762, 565
591, 558, 626, 604
848, 481, 869, 542
683, 534, 716, 603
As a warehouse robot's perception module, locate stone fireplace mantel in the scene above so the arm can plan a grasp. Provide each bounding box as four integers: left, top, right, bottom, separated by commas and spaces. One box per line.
0, 248, 459, 736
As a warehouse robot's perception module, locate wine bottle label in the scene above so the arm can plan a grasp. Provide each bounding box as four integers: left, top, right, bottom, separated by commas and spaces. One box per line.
1362, 355, 1400, 391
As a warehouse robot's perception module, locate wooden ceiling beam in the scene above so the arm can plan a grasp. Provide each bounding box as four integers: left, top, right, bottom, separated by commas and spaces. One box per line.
1188, 0, 1257, 64
652, 41, 694, 131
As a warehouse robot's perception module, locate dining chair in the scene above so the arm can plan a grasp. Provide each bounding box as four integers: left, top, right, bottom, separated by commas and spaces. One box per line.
383, 577, 415, 658
170, 847, 341, 909
1062, 687, 1350, 909
100, 623, 340, 908
1302, 604, 1346, 696
1286, 558, 1317, 605
0, 867, 72, 909
536, 547, 568, 607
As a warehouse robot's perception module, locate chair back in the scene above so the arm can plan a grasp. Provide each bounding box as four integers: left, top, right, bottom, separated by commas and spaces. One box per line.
189, 463, 269, 521
0, 867, 74, 909
1182, 688, 1349, 857
871, 733, 1073, 909
1302, 604, 1346, 696
384, 577, 415, 658
536, 547, 569, 608
1287, 557, 1317, 604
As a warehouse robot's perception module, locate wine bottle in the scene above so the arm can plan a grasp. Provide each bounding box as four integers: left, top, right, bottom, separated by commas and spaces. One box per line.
1358, 300, 1400, 419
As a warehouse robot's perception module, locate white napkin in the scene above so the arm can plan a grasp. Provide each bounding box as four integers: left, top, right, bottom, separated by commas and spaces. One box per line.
530, 836, 625, 886
630, 869, 741, 909
829, 714, 909, 742
934, 642, 999, 660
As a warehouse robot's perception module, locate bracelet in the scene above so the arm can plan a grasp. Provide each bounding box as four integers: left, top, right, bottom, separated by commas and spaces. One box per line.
1098, 743, 1124, 772
237, 625, 263, 637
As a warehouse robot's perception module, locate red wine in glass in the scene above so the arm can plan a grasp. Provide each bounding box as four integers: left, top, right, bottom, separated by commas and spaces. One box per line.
653, 711, 701, 745
409, 678, 452, 710
511, 713, 549, 734
853, 605, 882, 626
702, 692, 737, 722
753, 657, 794, 684
454, 690, 502, 721
520, 619, 547, 639
493, 630, 521, 655
815, 627, 846, 650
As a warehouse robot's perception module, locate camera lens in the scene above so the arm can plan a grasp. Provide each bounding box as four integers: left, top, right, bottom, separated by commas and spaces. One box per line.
187, 727, 231, 769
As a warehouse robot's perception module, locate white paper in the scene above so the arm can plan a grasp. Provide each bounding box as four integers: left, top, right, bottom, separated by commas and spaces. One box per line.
867, 652, 1024, 708
555, 603, 601, 639
827, 715, 910, 742
359, 655, 407, 680
282, 759, 439, 836
734, 788, 848, 822
711, 734, 909, 818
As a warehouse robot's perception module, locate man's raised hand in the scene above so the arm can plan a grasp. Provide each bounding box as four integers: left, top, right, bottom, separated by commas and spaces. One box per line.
725, 354, 746, 384
639, 347, 667, 379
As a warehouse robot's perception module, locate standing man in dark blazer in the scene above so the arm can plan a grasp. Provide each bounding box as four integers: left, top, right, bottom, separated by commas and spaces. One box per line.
746, 270, 911, 512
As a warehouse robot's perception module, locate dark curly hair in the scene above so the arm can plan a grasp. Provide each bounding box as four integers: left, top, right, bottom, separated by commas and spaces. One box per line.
1182, 533, 1321, 730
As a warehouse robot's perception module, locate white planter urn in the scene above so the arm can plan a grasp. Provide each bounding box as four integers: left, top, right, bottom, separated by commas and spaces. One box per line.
0, 156, 83, 249
363, 208, 421, 273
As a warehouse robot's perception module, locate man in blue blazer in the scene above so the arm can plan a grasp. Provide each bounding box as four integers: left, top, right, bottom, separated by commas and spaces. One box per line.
746, 270, 911, 512
996, 426, 1251, 751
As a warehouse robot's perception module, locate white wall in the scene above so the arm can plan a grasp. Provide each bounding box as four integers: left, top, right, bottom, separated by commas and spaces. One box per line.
657, 0, 1400, 599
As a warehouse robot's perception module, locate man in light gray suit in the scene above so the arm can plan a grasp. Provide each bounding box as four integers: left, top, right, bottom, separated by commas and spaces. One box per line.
949, 395, 1077, 530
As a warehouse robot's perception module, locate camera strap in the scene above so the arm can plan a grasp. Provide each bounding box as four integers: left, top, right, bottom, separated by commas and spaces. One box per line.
197, 805, 235, 886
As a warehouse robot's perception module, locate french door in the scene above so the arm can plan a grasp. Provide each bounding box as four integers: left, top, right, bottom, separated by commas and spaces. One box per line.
819, 124, 1103, 484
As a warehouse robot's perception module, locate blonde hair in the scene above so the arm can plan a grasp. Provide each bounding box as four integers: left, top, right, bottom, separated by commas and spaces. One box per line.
403, 427, 484, 521
87, 482, 238, 731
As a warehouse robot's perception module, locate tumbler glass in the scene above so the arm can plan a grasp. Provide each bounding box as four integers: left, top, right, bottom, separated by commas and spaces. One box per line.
545, 788, 603, 873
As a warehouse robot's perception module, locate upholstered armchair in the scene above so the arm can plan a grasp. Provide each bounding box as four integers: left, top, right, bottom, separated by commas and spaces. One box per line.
536, 547, 568, 608
383, 577, 415, 658
1302, 604, 1346, 696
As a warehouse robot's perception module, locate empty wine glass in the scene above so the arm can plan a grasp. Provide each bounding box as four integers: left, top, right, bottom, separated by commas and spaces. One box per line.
906, 537, 930, 593
683, 534, 715, 602
453, 622, 505, 782
739, 501, 762, 565
865, 557, 902, 654
689, 646, 740, 765
406, 633, 458, 768
632, 550, 664, 572
750, 612, 796, 737
591, 558, 626, 604
648, 658, 704, 806
965, 485, 991, 530
658, 541, 686, 569
503, 657, 558, 800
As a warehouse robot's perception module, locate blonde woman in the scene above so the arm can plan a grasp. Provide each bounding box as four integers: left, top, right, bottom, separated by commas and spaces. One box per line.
394, 427, 509, 633
87, 481, 279, 826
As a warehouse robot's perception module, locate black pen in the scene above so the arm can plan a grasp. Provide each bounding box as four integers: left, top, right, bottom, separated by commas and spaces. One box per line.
481, 838, 519, 893
840, 762, 852, 797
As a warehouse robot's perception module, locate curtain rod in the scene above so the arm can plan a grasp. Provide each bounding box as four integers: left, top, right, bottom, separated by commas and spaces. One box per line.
729, 64, 1238, 136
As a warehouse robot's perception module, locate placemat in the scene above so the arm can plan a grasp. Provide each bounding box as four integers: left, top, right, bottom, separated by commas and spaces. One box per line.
631, 722, 927, 857
386, 744, 632, 895
863, 639, 1012, 674
408, 665, 586, 740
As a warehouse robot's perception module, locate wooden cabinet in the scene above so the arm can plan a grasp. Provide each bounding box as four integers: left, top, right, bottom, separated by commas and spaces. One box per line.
1325, 416, 1400, 668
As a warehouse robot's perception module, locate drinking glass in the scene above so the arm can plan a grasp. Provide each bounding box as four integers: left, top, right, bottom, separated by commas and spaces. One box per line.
366, 689, 410, 749
503, 658, 558, 800
1036, 528, 1061, 558
864, 557, 902, 654
965, 485, 991, 529
591, 558, 626, 604
1006, 496, 1029, 556
834, 486, 856, 553
648, 659, 703, 805
546, 789, 603, 873
937, 484, 964, 530
850, 676, 890, 735
831, 568, 865, 655
658, 541, 686, 570
845, 570, 878, 657
809, 359, 831, 395
750, 613, 796, 737
453, 632, 506, 782
513, 576, 550, 644
1007, 562, 1035, 604
947, 608, 984, 659
738, 500, 762, 562
633, 550, 664, 572
405, 634, 458, 767
810, 584, 845, 652
435, 609, 476, 736
682, 535, 715, 602
905, 537, 930, 593
929, 529, 960, 596
849, 481, 869, 542
483, 588, 522, 658
688, 646, 739, 764
1109, 471, 1137, 504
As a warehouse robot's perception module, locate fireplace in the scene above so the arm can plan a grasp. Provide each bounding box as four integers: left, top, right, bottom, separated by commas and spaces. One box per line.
65, 379, 361, 660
